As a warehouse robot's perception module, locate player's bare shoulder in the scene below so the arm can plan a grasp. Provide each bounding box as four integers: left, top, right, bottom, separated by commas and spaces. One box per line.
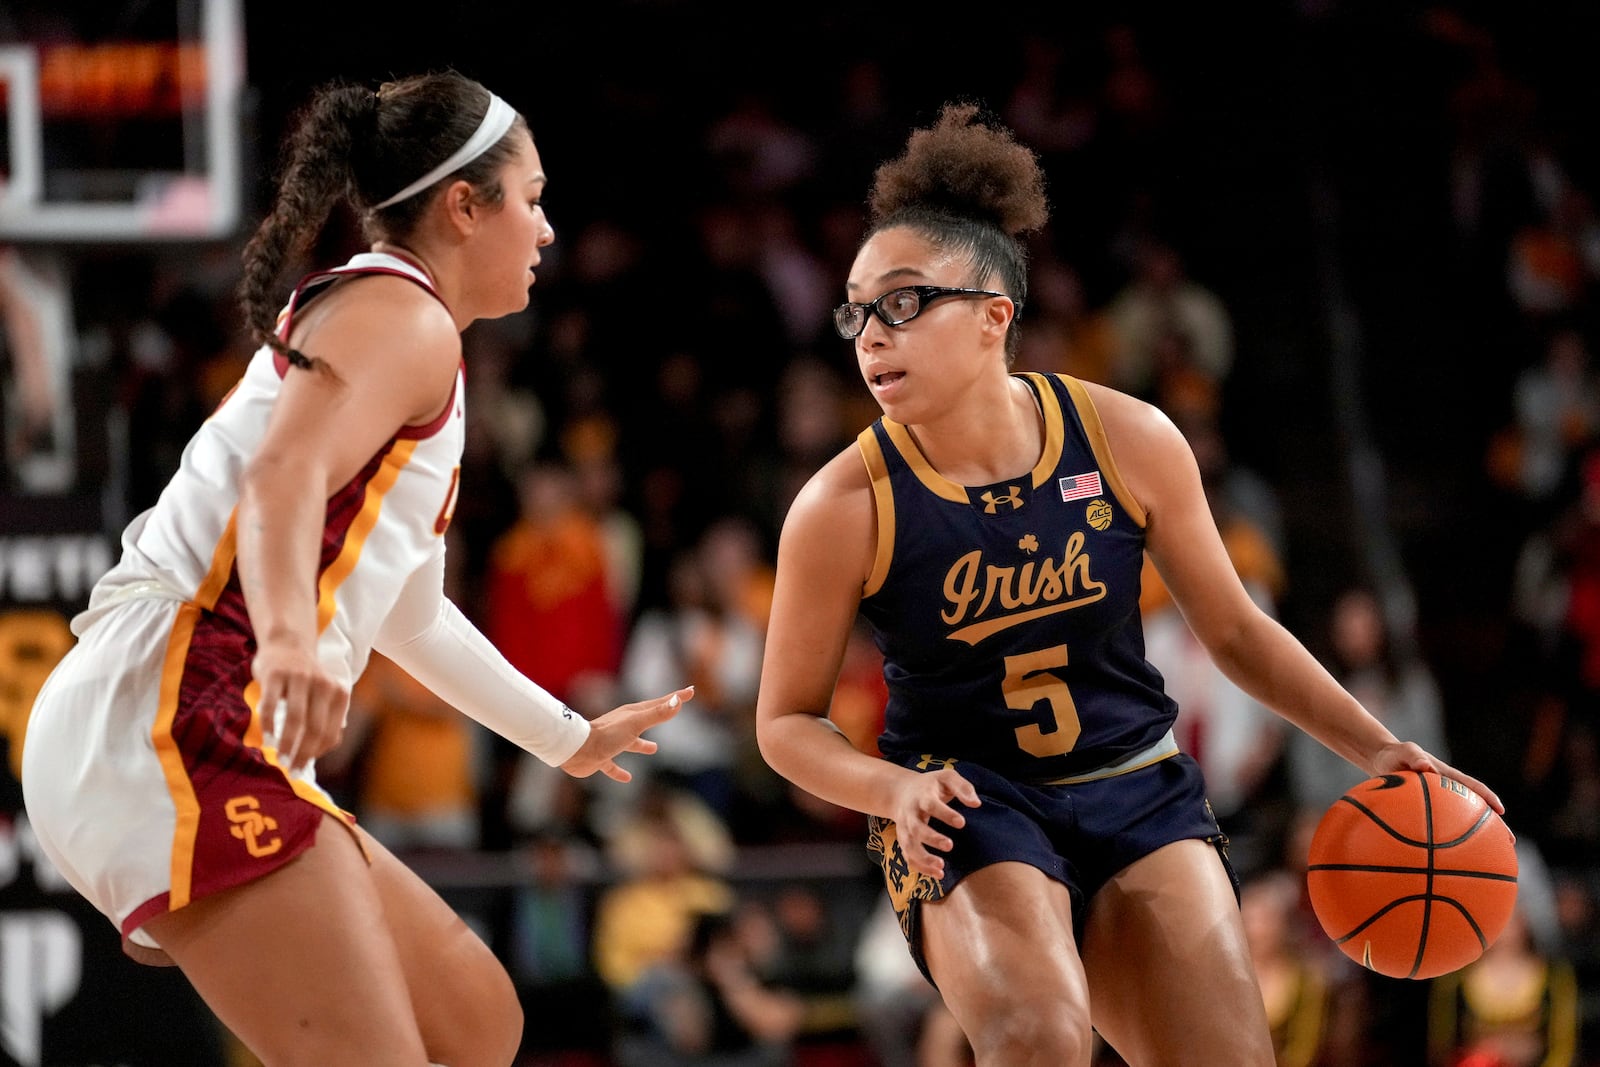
316, 274, 458, 356
1076, 379, 1174, 445
788, 444, 873, 521
777, 442, 877, 577
288, 273, 460, 407
1075, 378, 1198, 513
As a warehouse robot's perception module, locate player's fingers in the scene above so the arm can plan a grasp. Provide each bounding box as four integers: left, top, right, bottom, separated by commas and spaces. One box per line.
257, 680, 284, 731
1406, 747, 1440, 773
278, 680, 309, 769
937, 768, 982, 808
911, 823, 955, 854
599, 759, 632, 784
653, 686, 691, 712
294, 690, 334, 772
627, 737, 659, 755
1441, 763, 1506, 816
257, 688, 283, 758
630, 687, 692, 727
931, 801, 968, 830
902, 842, 945, 878
306, 683, 347, 762
1391, 744, 1505, 817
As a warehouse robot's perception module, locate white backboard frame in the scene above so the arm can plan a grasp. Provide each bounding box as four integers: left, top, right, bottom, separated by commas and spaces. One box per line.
0, 0, 243, 242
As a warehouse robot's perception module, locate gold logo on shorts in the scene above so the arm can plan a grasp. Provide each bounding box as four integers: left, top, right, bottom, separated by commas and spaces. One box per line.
867, 815, 945, 938
225, 795, 283, 858
1086, 499, 1113, 531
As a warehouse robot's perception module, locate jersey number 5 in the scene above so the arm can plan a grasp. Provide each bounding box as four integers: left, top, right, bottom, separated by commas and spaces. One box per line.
1003, 645, 1081, 757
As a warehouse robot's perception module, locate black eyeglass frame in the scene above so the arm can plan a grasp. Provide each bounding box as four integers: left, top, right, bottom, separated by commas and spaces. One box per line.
832, 285, 1019, 340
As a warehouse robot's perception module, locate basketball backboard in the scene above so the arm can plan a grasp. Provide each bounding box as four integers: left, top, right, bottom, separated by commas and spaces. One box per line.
0, 0, 243, 242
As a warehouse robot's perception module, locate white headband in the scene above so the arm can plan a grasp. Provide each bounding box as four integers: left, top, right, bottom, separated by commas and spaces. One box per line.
373, 93, 518, 210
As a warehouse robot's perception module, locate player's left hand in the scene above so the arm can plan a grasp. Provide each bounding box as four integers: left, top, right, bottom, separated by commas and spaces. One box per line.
1370, 741, 1506, 818
560, 685, 692, 783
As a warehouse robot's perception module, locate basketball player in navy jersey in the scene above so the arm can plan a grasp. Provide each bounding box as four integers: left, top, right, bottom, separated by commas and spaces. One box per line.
23, 71, 688, 1066
754, 102, 1503, 1066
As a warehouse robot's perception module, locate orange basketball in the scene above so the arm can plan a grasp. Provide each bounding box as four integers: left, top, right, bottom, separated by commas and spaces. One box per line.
1305, 771, 1518, 980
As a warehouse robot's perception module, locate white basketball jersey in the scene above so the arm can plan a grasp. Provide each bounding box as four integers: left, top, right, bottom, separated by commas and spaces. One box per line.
76, 251, 465, 690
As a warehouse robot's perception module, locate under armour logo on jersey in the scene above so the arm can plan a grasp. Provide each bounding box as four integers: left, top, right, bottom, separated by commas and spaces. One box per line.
980, 486, 1024, 513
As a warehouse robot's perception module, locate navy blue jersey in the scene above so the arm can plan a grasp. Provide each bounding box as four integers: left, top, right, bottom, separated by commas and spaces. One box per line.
857, 372, 1178, 782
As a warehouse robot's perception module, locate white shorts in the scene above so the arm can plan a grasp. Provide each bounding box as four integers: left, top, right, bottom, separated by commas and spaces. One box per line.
22, 595, 352, 958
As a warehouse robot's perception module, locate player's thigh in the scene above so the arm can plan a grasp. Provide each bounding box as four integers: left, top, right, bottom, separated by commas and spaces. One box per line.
144, 815, 430, 1067
921, 862, 1091, 1044
1081, 838, 1275, 1067
360, 826, 523, 1067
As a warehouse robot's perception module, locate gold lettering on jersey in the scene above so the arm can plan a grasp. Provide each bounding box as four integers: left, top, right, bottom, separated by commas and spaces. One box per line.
225, 795, 283, 858
979, 486, 1024, 514
941, 531, 1107, 645
433, 465, 461, 535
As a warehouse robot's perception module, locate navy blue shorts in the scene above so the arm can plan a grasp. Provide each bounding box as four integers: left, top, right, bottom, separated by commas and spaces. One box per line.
866, 752, 1238, 985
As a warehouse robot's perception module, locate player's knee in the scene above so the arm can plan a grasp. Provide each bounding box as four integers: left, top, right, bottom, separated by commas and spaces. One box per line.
966, 997, 1092, 1066
469, 960, 523, 1065
427, 945, 522, 1066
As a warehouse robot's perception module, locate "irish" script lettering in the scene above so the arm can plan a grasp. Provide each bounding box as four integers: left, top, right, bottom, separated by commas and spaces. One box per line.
941, 531, 1106, 644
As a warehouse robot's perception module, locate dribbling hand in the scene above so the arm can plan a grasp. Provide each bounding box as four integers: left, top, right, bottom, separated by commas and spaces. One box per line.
1370, 741, 1506, 817
890, 765, 982, 879
560, 685, 693, 783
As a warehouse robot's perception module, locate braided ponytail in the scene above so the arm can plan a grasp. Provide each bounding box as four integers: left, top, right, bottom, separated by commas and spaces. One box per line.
235, 83, 374, 367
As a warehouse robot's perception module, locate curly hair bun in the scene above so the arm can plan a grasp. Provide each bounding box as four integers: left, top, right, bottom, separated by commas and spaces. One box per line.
869, 102, 1049, 237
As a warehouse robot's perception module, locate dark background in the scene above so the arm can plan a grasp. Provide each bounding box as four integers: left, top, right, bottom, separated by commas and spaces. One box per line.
6, 1, 1600, 1064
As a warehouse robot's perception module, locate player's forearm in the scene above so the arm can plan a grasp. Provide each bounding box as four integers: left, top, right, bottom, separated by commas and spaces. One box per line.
756, 712, 911, 818
377, 598, 591, 765
236, 457, 325, 645
1210, 611, 1397, 771
373, 549, 590, 765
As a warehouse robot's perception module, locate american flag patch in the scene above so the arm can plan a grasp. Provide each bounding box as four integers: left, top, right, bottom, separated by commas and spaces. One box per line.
1059, 471, 1103, 501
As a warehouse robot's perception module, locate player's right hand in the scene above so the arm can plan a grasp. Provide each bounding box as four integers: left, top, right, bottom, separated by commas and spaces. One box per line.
1371, 741, 1507, 818
251, 637, 350, 775
890, 765, 982, 879
561, 685, 692, 783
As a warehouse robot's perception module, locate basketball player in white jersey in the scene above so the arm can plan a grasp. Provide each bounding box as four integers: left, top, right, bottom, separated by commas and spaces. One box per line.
21, 70, 689, 1066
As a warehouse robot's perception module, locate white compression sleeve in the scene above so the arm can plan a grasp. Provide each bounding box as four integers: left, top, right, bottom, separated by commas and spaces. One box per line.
374, 549, 591, 766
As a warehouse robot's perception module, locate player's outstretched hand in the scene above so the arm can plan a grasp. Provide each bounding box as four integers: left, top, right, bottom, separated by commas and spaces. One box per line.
1371, 741, 1506, 816
890, 765, 982, 879
560, 685, 693, 783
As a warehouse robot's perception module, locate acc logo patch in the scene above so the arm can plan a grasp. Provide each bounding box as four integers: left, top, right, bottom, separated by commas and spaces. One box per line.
1086, 498, 1113, 531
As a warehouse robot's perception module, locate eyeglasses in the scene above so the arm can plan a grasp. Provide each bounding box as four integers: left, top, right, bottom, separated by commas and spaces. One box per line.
832, 285, 1016, 340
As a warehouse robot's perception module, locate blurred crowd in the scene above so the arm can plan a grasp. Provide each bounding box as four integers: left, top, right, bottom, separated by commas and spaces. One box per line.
7, 5, 1600, 1066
